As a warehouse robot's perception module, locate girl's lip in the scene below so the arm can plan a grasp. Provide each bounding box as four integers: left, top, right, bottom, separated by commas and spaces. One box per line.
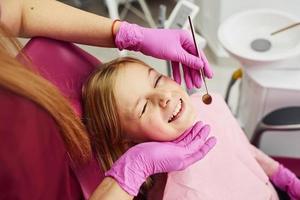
169, 98, 184, 123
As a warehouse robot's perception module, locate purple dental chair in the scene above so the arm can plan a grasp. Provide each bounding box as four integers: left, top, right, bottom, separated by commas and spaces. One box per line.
18, 37, 103, 199
18, 37, 166, 199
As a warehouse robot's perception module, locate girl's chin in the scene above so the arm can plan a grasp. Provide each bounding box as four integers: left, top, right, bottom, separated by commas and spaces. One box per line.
178, 115, 197, 132
174, 121, 197, 139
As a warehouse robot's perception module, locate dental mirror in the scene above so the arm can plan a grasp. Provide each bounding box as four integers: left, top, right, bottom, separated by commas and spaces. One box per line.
188, 16, 212, 105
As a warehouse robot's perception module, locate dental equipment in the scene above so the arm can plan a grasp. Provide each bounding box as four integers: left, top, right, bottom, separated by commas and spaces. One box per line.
271, 22, 300, 36
250, 38, 272, 52
188, 16, 212, 105
250, 22, 300, 52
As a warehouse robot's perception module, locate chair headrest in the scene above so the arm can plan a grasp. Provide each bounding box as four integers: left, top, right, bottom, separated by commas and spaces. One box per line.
18, 37, 103, 198
18, 37, 101, 116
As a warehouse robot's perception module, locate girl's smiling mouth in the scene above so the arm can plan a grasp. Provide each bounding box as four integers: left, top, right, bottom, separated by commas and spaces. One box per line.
168, 99, 184, 123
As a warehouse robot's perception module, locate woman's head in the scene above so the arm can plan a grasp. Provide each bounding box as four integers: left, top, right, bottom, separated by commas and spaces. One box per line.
83, 57, 196, 169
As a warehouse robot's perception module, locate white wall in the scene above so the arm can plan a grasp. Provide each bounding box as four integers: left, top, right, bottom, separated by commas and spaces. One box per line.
219, 0, 300, 20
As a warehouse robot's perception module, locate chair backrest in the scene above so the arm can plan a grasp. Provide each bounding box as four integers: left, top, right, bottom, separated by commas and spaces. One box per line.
18, 37, 103, 199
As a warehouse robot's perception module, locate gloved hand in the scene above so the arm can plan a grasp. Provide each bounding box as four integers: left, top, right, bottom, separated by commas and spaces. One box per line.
270, 164, 300, 200
105, 122, 216, 196
115, 21, 213, 89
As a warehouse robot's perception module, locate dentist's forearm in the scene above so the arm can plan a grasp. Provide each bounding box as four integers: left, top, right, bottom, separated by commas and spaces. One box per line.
2, 0, 121, 47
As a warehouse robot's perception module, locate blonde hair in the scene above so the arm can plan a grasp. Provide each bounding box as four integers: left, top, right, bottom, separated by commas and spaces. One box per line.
0, 23, 91, 164
82, 57, 150, 170
82, 57, 152, 198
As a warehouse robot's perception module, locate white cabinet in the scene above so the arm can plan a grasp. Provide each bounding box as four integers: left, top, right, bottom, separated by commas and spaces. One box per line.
237, 66, 300, 157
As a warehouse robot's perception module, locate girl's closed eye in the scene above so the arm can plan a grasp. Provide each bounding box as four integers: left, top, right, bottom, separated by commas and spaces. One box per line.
154, 74, 163, 88
141, 101, 148, 116
140, 74, 163, 117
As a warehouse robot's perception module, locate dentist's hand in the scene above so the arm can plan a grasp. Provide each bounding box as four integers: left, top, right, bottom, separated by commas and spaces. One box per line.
115, 21, 213, 89
252, 145, 300, 199
105, 122, 216, 196
270, 165, 300, 199
251, 145, 300, 200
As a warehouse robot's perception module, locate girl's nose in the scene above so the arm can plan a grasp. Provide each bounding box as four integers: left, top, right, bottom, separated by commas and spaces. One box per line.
153, 90, 171, 108
159, 96, 170, 108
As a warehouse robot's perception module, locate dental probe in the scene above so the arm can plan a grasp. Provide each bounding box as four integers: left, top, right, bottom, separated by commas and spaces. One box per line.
271, 22, 300, 36
188, 16, 212, 105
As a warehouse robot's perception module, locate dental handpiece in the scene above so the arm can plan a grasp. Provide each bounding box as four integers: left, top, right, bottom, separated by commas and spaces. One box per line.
188, 16, 212, 105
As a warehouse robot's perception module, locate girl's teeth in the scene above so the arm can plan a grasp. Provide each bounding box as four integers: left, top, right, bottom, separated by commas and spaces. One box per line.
173, 101, 182, 116
169, 100, 182, 122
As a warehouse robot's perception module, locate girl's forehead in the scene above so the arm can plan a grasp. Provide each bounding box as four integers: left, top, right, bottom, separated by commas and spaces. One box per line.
114, 63, 152, 116
117, 62, 152, 80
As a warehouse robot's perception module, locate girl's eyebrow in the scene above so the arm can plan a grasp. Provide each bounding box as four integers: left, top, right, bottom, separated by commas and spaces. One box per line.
148, 68, 159, 87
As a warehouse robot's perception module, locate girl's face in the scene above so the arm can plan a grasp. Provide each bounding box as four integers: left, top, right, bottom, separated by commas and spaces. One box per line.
114, 62, 196, 142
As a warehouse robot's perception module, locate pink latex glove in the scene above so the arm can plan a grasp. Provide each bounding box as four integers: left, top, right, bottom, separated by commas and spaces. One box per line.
105, 122, 216, 196
115, 21, 213, 89
270, 164, 300, 200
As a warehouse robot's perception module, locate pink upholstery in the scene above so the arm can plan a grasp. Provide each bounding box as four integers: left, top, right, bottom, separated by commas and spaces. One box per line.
18, 37, 103, 199
19, 37, 100, 115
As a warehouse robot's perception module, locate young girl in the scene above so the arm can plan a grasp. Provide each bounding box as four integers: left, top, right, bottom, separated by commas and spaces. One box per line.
82, 57, 300, 199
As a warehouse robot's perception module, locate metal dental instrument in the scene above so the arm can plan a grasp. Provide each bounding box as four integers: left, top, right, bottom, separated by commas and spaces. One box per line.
188, 16, 212, 105
271, 22, 300, 36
